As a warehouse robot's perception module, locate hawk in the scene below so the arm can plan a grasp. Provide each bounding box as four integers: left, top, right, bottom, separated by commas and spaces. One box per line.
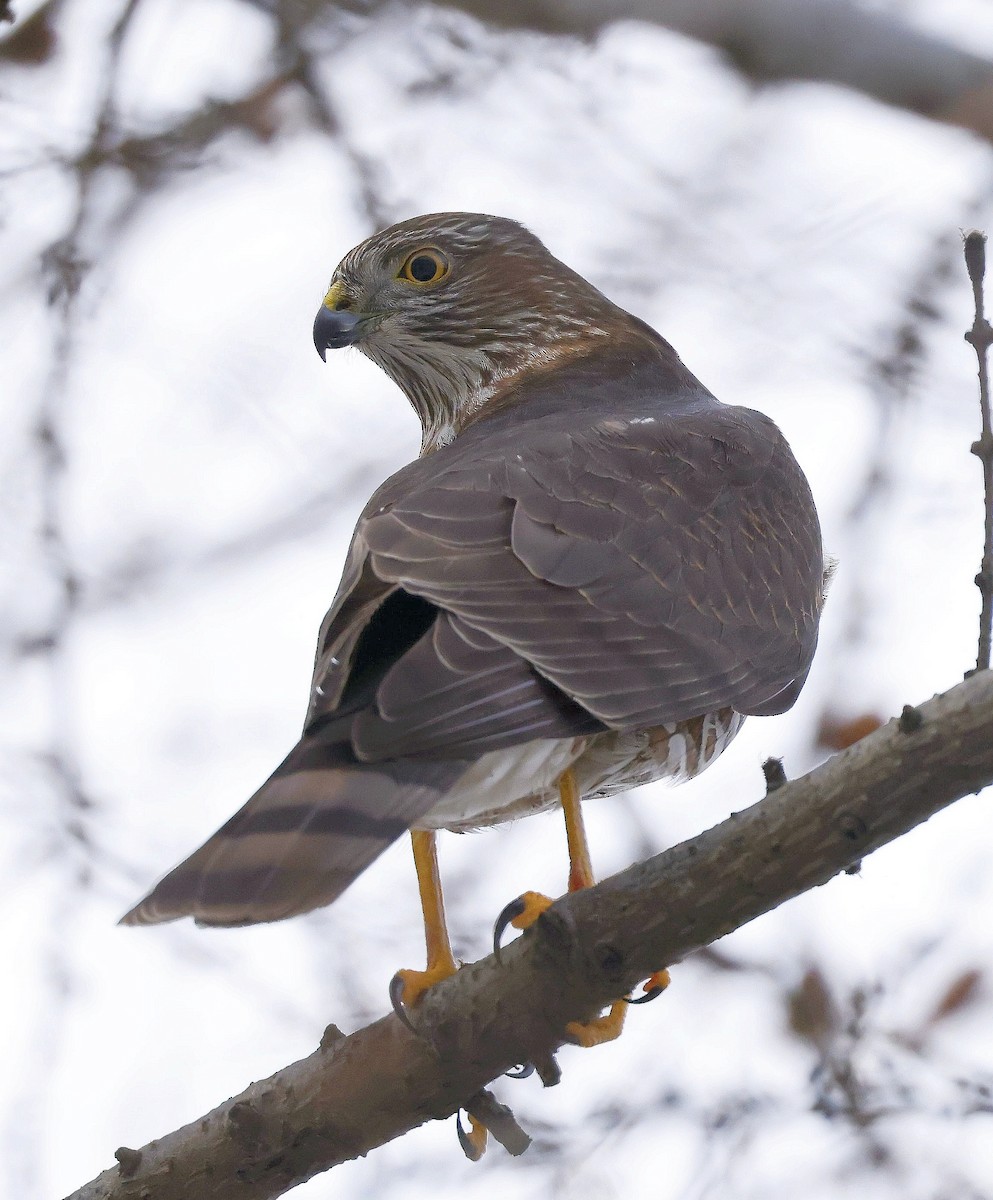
123, 212, 823, 1096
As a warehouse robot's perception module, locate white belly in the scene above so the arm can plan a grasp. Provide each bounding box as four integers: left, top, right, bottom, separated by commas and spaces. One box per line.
414, 708, 745, 834
415, 736, 587, 831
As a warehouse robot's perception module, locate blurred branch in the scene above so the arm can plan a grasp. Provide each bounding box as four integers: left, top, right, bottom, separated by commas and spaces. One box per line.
815, 227, 964, 743
66, 669, 993, 1200
964, 230, 993, 672
28, 0, 149, 831
433, 0, 993, 143
0, 0, 391, 234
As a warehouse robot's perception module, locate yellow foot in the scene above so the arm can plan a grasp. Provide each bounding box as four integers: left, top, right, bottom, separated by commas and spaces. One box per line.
493, 890, 554, 957
391, 958, 458, 1009
456, 1113, 488, 1161
508, 890, 554, 930
627, 968, 672, 1005
566, 999, 627, 1047
564, 971, 670, 1046
566, 968, 673, 1044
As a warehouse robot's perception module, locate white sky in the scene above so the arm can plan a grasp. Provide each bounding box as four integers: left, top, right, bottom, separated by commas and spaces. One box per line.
2, 1, 993, 1197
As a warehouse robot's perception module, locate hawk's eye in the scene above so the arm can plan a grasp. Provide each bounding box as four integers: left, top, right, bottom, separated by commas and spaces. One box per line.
399, 249, 449, 286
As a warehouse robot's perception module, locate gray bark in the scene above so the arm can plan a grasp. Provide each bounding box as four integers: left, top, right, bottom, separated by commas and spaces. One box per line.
66, 669, 993, 1200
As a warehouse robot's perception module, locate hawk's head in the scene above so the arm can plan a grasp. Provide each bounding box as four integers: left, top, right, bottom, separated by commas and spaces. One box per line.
313, 212, 623, 451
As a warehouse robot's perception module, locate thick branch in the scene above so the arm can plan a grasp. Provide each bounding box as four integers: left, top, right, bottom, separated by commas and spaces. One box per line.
67, 670, 993, 1200
435, 0, 993, 143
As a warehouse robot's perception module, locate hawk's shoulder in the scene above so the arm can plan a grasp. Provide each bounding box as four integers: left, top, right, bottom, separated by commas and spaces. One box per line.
337, 338, 823, 729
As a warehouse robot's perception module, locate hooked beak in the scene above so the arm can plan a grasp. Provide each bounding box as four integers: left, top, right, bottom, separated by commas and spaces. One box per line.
313, 306, 364, 360
313, 280, 366, 361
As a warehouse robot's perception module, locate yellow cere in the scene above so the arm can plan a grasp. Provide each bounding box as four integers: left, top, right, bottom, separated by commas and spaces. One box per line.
322, 280, 347, 310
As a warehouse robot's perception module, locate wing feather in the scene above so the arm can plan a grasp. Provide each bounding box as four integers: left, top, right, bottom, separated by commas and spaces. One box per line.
352, 386, 822, 732
125, 346, 822, 927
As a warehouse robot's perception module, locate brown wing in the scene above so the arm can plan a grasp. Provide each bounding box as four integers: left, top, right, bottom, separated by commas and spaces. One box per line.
315, 363, 823, 753
124, 346, 822, 926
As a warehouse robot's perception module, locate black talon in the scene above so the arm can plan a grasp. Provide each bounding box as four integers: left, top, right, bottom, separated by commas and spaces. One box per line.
389, 972, 419, 1035
456, 1110, 485, 1162
493, 896, 528, 962
504, 1062, 535, 1080
624, 983, 665, 1005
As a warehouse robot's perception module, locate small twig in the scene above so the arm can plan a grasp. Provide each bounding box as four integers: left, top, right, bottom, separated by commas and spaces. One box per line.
963, 230, 993, 673
463, 1089, 531, 1157
762, 757, 788, 794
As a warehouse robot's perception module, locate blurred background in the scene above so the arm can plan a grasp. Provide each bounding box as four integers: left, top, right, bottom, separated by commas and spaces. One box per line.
3, 1, 993, 1197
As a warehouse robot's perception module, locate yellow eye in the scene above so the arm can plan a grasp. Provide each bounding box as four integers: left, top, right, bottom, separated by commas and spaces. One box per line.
398, 248, 449, 285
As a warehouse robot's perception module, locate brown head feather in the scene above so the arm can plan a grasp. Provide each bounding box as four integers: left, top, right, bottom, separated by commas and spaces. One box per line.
324, 212, 647, 451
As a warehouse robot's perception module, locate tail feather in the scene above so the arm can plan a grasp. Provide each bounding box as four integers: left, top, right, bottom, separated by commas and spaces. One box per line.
120, 732, 470, 927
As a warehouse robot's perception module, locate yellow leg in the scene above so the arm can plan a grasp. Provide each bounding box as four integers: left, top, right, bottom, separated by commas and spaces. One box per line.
561, 767, 594, 892
505, 769, 670, 1047
505, 768, 595, 932
392, 831, 490, 1159
394, 830, 459, 1006
558, 770, 627, 1046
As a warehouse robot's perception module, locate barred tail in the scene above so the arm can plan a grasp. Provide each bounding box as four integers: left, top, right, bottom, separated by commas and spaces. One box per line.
120, 730, 469, 927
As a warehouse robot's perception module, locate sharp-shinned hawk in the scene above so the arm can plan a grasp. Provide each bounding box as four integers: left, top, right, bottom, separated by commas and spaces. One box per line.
123, 213, 823, 1077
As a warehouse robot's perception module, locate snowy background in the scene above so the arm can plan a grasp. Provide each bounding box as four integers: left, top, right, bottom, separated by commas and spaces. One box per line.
3, 1, 993, 1197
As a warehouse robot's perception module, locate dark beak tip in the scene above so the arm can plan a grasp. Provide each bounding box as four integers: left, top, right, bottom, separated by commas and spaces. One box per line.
313, 306, 364, 359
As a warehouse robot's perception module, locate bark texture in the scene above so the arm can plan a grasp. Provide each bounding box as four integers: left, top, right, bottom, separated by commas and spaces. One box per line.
67, 669, 993, 1200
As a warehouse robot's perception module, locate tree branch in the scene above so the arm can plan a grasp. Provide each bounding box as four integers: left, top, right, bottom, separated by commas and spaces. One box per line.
67, 669, 993, 1200
431, 0, 993, 143
965, 231, 993, 673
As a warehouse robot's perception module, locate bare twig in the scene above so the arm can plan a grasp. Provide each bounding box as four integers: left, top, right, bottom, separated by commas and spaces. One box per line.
65, 671, 993, 1200
963, 230, 993, 672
